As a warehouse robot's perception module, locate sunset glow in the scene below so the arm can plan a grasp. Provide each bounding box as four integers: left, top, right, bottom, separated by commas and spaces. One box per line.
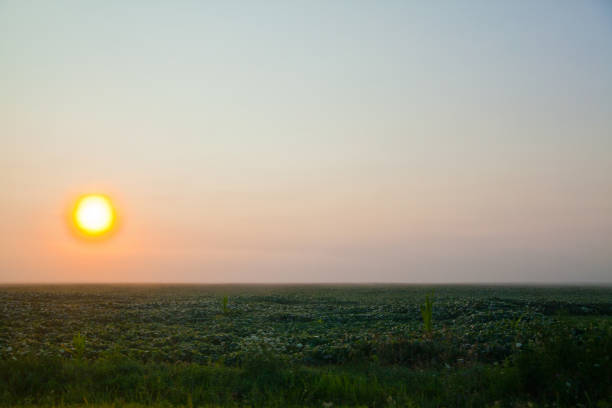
2, 1, 611, 284
72, 194, 116, 237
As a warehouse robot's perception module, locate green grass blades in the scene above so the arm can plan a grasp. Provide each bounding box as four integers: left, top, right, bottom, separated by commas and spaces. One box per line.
222, 295, 229, 315
420, 291, 434, 336
72, 333, 86, 361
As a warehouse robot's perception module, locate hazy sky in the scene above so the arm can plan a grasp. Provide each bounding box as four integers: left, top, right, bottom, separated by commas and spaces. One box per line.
2, 1, 611, 283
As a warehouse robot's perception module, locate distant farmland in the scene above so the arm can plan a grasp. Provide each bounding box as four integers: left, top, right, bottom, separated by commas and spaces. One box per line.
0, 284, 610, 407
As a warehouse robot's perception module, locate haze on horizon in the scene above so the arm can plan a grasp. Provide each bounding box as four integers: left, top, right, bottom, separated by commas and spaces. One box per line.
2, 1, 611, 284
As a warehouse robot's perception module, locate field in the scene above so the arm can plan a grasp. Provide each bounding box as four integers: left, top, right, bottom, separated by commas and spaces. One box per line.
0, 284, 610, 407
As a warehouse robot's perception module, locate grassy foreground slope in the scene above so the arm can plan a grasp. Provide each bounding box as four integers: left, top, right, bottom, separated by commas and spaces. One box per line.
0, 284, 610, 407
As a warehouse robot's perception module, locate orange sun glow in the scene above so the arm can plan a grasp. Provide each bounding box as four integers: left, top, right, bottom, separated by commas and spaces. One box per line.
71, 194, 117, 238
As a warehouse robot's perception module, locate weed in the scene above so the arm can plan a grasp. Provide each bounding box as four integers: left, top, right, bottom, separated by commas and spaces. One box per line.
72, 333, 86, 360
421, 291, 434, 336
222, 295, 229, 315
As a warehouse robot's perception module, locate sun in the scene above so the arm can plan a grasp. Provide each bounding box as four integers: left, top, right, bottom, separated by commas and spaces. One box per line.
72, 194, 117, 237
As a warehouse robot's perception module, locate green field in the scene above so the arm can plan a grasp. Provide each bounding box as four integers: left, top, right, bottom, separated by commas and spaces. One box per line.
0, 284, 610, 407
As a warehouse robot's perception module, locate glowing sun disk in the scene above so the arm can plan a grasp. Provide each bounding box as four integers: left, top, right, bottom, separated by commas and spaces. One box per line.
73, 194, 116, 236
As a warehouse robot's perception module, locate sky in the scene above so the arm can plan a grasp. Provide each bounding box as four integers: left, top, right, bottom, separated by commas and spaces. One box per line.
1, 0, 611, 283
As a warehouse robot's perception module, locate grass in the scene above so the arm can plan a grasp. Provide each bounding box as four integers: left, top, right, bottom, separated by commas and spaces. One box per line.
221, 296, 229, 316
1, 333, 609, 407
71, 334, 86, 361
0, 355, 520, 406
0, 284, 610, 407
420, 292, 434, 336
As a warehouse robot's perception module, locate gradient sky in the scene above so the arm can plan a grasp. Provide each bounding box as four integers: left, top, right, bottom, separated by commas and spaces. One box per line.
2, 0, 611, 283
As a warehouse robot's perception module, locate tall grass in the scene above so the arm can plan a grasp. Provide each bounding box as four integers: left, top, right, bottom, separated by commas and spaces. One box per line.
221, 295, 229, 315
0, 323, 609, 407
72, 333, 86, 360
420, 292, 434, 336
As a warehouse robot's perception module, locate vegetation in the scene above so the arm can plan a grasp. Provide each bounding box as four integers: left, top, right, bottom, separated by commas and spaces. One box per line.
420, 292, 434, 336
71, 334, 86, 361
0, 284, 610, 407
222, 295, 229, 316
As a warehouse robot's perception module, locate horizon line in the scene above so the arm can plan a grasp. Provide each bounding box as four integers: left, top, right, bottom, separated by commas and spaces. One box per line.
1, 281, 611, 287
